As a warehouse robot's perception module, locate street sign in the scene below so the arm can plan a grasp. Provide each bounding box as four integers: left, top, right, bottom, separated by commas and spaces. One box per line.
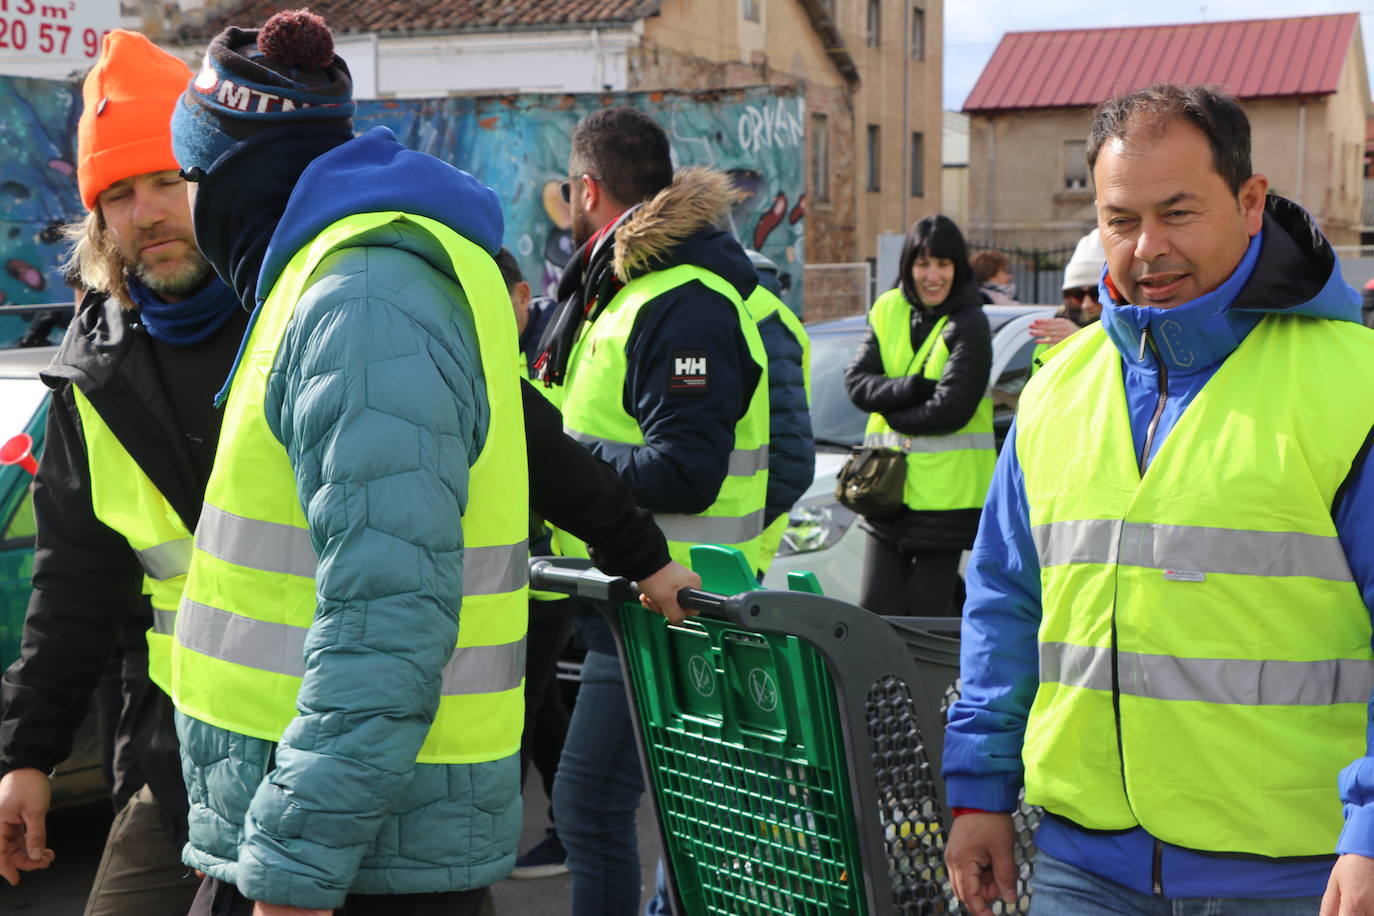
0, 0, 119, 70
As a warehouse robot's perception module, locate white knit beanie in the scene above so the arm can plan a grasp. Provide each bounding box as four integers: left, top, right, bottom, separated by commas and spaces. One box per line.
1062, 229, 1106, 291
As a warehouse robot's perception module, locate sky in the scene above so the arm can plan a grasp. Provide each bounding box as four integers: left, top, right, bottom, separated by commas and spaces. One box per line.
943, 1, 1374, 110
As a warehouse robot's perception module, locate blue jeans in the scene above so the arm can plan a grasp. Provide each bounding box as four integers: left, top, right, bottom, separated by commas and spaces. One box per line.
552, 642, 646, 916
1030, 852, 1323, 915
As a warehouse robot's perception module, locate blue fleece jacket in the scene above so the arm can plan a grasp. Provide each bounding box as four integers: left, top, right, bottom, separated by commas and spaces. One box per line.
943, 200, 1374, 899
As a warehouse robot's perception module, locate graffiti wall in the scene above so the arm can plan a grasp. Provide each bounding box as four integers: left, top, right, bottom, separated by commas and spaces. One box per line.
0, 74, 81, 344
0, 77, 805, 321
355, 84, 806, 311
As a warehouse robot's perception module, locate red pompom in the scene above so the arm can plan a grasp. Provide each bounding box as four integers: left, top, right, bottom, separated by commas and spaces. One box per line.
258, 8, 335, 70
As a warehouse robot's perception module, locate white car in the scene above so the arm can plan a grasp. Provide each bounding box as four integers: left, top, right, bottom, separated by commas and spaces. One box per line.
764, 304, 1056, 604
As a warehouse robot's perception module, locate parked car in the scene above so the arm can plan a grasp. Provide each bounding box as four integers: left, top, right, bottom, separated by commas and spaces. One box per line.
0, 340, 107, 807
763, 304, 1056, 604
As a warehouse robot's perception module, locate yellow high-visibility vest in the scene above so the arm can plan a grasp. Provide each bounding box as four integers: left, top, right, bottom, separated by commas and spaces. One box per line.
171, 212, 529, 764
1016, 316, 1374, 856
863, 288, 994, 511
553, 264, 770, 570
71, 387, 190, 691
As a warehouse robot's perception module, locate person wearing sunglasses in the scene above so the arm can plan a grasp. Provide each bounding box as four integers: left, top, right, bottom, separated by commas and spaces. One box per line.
1028, 228, 1105, 372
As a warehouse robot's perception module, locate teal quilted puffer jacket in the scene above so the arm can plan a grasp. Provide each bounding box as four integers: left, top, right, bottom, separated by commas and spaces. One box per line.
177, 221, 521, 910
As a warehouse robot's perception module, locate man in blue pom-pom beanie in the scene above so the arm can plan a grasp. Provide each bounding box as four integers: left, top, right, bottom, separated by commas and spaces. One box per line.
167, 9, 697, 916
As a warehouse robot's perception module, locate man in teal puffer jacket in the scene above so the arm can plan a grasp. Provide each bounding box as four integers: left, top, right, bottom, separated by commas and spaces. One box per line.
166, 11, 694, 916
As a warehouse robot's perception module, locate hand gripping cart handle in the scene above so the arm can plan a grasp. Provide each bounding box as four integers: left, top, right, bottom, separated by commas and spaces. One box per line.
531, 545, 973, 916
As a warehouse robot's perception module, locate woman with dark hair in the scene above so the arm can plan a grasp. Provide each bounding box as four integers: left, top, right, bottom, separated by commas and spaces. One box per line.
843, 215, 994, 615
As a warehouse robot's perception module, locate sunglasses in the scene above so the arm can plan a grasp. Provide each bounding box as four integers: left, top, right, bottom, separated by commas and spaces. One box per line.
1064, 286, 1099, 303
559, 173, 601, 203
179, 167, 204, 183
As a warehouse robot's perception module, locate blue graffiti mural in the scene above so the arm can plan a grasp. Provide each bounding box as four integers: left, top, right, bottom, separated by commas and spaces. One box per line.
355, 85, 806, 311
0, 77, 805, 325
0, 75, 81, 343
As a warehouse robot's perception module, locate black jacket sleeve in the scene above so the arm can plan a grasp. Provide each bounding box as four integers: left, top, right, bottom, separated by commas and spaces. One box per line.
883, 307, 993, 435
0, 387, 145, 777
522, 380, 671, 581
843, 325, 937, 413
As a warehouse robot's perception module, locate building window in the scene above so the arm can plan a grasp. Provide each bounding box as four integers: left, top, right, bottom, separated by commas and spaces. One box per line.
910, 6, 925, 60
1064, 139, 1088, 189
910, 131, 924, 197
867, 0, 881, 46
867, 124, 881, 192
742, 0, 759, 22
811, 113, 831, 203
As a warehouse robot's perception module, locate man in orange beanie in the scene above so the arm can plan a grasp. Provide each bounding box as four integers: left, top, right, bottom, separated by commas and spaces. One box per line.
0, 29, 246, 916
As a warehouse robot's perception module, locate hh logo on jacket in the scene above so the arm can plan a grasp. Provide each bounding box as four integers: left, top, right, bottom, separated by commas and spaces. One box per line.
670, 350, 709, 393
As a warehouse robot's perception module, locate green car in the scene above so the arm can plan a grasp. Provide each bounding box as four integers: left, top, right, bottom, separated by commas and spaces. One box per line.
0, 343, 107, 807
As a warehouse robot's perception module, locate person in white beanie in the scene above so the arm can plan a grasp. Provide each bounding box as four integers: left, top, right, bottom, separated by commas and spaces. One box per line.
1028, 228, 1105, 368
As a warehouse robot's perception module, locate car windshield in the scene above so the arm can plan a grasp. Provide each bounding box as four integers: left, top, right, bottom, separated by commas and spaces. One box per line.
807, 309, 1037, 448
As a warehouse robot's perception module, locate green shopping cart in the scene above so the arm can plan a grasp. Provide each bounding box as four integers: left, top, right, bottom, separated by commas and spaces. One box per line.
529, 545, 1039, 916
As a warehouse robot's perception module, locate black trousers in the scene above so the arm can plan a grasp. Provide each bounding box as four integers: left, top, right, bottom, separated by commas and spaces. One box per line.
519, 596, 575, 811
857, 531, 963, 616
188, 876, 494, 916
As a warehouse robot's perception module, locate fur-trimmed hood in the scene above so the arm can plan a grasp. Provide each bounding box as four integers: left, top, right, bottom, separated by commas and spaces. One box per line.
612, 166, 742, 283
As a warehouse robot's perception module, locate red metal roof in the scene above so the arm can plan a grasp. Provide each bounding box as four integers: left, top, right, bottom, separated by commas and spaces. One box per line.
964, 14, 1361, 113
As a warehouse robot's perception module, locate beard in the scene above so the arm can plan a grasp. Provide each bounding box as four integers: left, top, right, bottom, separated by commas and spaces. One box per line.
571, 205, 596, 249
129, 244, 214, 299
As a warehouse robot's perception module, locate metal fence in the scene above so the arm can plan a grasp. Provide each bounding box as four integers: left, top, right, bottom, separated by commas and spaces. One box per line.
970, 242, 1078, 306
1334, 246, 1374, 290
802, 262, 873, 323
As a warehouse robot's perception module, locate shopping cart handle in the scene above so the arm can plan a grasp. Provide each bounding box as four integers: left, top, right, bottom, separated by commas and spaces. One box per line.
529, 558, 732, 617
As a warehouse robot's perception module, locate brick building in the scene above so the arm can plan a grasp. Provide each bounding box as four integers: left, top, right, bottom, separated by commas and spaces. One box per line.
963, 13, 1371, 250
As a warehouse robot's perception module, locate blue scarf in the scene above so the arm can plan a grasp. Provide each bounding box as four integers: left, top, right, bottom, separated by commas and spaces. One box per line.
127, 274, 242, 346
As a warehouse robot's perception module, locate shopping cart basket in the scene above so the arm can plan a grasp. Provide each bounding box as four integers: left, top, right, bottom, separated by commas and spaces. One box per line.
531, 545, 1038, 915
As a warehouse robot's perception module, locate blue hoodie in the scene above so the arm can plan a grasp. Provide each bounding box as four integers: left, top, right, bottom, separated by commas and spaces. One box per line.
943, 197, 1374, 899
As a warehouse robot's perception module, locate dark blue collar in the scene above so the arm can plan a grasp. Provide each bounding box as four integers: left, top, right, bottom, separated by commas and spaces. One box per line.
1100, 229, 1264, 375
126, 274, 242, 347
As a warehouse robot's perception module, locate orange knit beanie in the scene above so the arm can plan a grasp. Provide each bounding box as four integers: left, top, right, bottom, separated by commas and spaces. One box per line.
77, 30, 192, 210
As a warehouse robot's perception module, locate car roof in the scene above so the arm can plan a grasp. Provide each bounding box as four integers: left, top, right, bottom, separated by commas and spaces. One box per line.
806, 303, 1056, 334
0, 347, 57, 379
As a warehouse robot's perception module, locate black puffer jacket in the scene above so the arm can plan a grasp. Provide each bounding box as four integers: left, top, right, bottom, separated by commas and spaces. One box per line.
843, 280, 992, 551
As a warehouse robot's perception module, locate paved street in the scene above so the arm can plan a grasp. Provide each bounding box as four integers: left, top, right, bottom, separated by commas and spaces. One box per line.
0, 771, 662, 914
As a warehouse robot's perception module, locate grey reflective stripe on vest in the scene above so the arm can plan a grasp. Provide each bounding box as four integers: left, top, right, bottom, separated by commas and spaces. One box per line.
1040, 642, 1374, 706
151, 608, 177, 636
1039, 641, 1112, 692
653, 509, 766, 545
197, 503, 529, 595
137, 538, 193, 581
1031, 519, 1353, 582
863, 431, 995, 454
177, 599, 525, 694
197, 504, 317, 578
566, 428, 768, 477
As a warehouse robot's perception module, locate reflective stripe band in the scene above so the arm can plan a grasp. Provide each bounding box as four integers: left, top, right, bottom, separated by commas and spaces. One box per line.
565, 429, 768, 477
653, 509, 766, 545
1031, 519, 1354, 582
177, 599, 525, 694
726, 445, 769, 477
1040, 642, 1374, 706
464, 541, 531, 595
863, 432, 995, 454
198, 504, 528, 595
197, 504, 317, 578
442, 638, 527, 696
151, 608, 177, 636
1039, 641, 1112, 692
136, 538, 193, 581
